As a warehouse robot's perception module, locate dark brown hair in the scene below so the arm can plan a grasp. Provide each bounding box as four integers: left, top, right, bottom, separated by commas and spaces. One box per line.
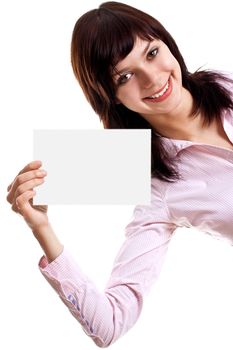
71, 1, 233, 182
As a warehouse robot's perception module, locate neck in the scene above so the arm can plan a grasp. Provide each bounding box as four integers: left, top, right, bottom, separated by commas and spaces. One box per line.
144, 88, 210, 141
154, 113, 206, 141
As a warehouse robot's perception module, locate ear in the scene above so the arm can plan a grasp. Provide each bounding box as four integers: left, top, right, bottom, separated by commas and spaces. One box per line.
115, 98, 121, 105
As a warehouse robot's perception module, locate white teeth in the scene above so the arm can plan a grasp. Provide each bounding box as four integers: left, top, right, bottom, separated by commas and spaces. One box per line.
148, 80, 169, 99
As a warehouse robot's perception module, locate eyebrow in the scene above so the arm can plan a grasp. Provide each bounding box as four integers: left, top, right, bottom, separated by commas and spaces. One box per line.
113, 41, 151, 76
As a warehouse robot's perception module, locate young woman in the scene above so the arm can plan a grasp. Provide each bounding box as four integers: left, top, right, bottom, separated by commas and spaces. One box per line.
7, 1, 233, 347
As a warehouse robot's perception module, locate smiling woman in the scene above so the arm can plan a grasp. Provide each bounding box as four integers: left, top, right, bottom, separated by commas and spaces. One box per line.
6, 1, 233, 348
114, 37, 184, 118
71, 1, 233, 179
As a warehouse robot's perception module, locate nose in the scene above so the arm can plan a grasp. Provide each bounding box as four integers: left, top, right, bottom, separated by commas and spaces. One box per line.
139, 68, 157, 90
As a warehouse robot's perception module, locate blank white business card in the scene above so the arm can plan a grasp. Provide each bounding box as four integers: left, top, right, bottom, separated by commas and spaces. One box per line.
33, 129, 151, 205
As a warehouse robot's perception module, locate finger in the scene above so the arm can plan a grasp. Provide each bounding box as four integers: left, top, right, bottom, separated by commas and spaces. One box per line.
18, 160, 42, 176
15, 190, 36, 213
14, 177, 45, 199
7, 160, 43, 192
11, 190, 35, 213
7, 169, 47, 203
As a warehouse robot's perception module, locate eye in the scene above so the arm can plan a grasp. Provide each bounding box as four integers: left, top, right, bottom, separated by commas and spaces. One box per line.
117, 72, 133, 85
147, 48, 158, 59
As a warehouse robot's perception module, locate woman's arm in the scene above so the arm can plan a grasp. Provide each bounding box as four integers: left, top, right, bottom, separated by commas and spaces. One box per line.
6, 160, 63, 262
32, 223, 63, 263
38, 220, 175, 348
7, 161, 176, 347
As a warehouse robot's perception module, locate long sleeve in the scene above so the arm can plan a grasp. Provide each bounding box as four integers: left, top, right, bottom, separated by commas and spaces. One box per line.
39, 189, 177, 347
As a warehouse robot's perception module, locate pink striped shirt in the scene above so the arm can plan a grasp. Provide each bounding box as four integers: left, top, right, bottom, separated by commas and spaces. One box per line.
39, 108, 233, 347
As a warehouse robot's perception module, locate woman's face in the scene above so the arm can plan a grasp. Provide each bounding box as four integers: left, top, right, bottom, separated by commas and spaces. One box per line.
113, 37, 186, 122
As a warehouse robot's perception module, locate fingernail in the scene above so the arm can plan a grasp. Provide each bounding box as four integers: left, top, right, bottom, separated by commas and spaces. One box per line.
36, 170, 47, 176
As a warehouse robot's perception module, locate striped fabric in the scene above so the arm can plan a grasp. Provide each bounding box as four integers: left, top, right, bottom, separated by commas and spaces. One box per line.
39, 108, 233, 347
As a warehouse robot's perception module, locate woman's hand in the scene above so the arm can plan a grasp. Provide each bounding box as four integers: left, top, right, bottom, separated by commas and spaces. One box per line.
7, 160, 49, 232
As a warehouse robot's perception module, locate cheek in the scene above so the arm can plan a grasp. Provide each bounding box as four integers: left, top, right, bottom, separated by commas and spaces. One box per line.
116, 92, 140, 113
115, 90, 124, 105
160, 56, 178, 72
172, 59, 182, 79
115, 88, 121, 101
116, 87, 137, 106
159, 49, 180, 73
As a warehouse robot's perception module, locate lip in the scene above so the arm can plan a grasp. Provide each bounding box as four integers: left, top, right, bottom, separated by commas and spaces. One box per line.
143, 77, 172, 103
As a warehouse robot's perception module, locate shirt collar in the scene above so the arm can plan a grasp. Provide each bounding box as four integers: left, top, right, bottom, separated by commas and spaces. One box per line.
157, 109, 233, 158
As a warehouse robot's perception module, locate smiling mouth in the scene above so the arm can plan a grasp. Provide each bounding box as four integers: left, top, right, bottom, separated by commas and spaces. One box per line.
144, 78, 170, 99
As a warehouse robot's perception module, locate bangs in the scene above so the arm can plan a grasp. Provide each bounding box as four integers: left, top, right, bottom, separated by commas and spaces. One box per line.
91, 8, 161, 74
106, 24, 159, 69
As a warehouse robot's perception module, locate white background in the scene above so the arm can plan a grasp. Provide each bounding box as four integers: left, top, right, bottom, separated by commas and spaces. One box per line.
0, 0, 233, 349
